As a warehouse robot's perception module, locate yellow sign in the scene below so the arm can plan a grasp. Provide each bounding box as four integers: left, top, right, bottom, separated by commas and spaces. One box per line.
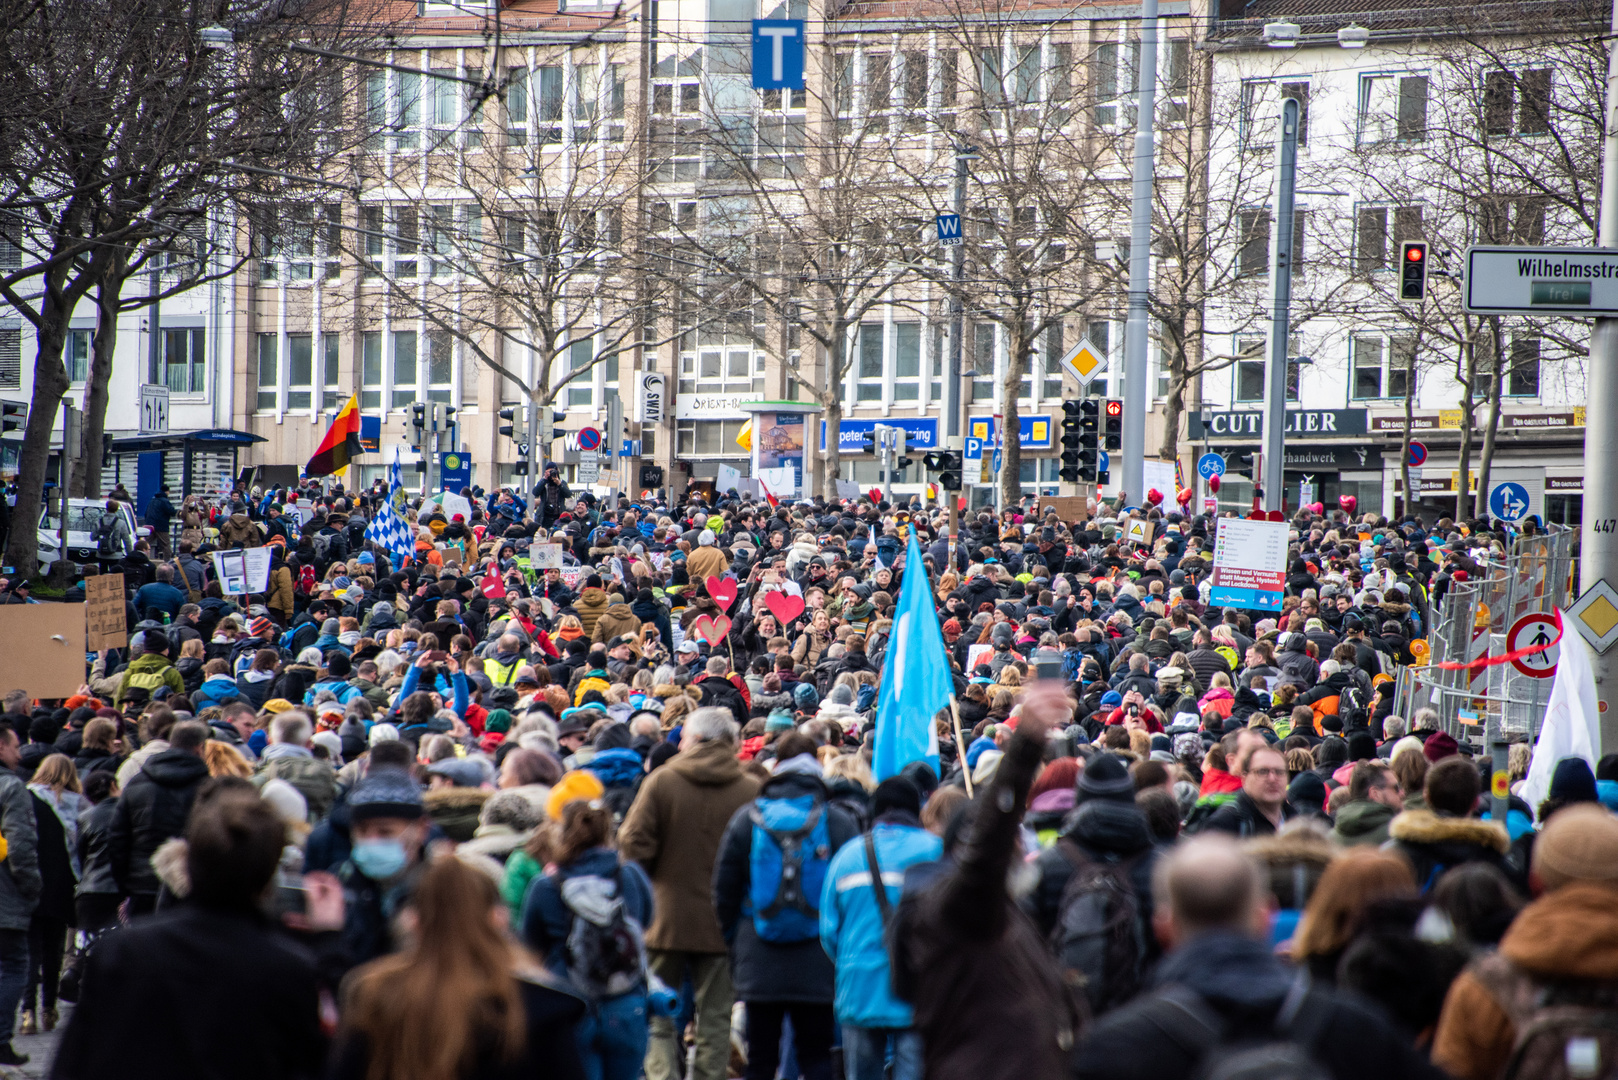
1031, 420, 1048, 443
1125, 518, 1154, 545
1439, 409, 1465, 429
1576, 406, 1587, 427
1491, 771, 1510, 800
1058, 338, 1109, 388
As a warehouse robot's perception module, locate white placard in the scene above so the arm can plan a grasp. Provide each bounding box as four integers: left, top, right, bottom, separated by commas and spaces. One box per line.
1142, 459, 1177, 502
716, 464, 742, 492
1208, 517, 1289, 612
438, 492, 473, 524
529, 542, 563, 569
835, 480, 861, 501
210, 548, 272, 595
757, 466, 796, 498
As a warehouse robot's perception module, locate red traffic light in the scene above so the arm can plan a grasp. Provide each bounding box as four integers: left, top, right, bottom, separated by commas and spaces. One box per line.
1105, 400, 1123, 418
1405, 246, 1424, 262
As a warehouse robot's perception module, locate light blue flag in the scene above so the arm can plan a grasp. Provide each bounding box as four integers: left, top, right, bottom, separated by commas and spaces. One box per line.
873, 526, 954, 782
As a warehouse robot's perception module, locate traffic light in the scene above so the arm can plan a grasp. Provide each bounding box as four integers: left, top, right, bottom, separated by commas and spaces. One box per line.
439, 404, 458, 434
498, 406, 526, 443
535, 407, 567, 449
101, 433, 113, 467
409, 403, 428, 442
639, 464, 664, 488
857, 430, 877, 456
937, 451, 962, 491
0, 402, 23, 435
895, 455, 913, 474
1400, 242, 1428, 301
1060, 400, 1099, 483
1103, 399, 1122, 451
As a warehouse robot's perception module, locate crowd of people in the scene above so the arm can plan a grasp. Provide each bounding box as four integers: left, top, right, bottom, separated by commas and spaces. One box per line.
0, 466, 1606, 1080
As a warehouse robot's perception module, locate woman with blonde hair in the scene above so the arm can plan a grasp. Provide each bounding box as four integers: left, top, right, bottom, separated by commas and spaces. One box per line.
332, 856, 587, 1080
823, 752, 876, 792
203, 740, 254, 779
22, 754, 81, 1035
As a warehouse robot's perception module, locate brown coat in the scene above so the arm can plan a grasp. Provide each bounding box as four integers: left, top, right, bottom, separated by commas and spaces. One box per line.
267, 565, 294, 618
1433, 880, 1618, 1080
687, 545, 729, 585
617, 738, 760, 954
591, 601, 642, 645
218, 513, 262, 549
574, 588, 610, 640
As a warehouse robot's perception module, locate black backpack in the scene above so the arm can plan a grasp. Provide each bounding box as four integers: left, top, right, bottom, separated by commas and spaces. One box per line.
1142, 974, 1331, 1080
1050, 840, 1149, 1019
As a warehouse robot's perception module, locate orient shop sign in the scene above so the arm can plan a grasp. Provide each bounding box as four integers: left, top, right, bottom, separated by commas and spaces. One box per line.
674, 393, 765, 420
1369, 409, 1586, 432
1189, 409, 1368, 439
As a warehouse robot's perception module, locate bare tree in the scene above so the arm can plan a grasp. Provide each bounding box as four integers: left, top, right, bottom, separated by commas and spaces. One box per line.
0, 0, 393, 573
636, 38, 917, 499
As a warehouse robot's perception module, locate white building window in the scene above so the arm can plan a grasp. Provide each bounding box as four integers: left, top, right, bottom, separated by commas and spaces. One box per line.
66, 329, 90, 385
1359, 73, 1428, 144
361, 331, 382, 410
160, 328, 205, 394
1241, 79, 1309, 148
322, 335, 342, 410
392, 330, 417, 409
427, 329, 454, 404
566, 338, 594, 407
287, 333, 313, 410
255, 333, 278, 412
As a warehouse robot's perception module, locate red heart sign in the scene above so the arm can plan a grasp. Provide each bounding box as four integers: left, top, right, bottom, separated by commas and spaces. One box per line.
764, 591, 805, 626
481, 572, 506, 599
705, 576, 738, 613
1208, 475, 1221, 494
868, 488, 883, 504
1338, 495, 1358, 514
1176, 488, 1194, 506
1146, 488, 1164, 505
691, 613, 732, 645
1308, 502, 1324, 516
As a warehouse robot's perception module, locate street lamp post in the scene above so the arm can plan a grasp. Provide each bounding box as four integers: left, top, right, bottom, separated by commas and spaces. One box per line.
1120, 0, 1160, 504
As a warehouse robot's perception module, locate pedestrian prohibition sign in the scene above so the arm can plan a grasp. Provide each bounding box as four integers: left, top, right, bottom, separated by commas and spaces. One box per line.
1507, 611, 1560, 678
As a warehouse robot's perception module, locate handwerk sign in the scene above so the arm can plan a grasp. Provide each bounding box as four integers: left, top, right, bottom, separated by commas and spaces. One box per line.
1189, 409, 1368, 439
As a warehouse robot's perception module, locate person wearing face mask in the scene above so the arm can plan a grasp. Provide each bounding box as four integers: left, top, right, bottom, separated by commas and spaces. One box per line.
329, 766, 431, 976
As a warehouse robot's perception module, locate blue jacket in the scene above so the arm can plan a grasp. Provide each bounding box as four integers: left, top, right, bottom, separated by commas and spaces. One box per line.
303, 679, 363, 707
395, 665, 469, 716
520, 847, 654, 989
191, 674, 244, 710
819, 818, 942, 1028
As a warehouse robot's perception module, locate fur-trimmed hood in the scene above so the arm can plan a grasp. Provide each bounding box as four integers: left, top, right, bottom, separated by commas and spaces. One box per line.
1388, 808, 1510, 854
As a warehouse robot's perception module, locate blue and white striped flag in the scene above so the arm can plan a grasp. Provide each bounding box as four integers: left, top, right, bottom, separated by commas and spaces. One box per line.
364, 447, 416, 567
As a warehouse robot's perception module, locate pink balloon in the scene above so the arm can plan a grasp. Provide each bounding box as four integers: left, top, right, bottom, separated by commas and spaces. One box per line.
1338, 494, 1358, 514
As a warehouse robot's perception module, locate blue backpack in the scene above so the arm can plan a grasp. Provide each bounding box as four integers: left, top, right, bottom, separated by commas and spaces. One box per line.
746, 793, 832, 943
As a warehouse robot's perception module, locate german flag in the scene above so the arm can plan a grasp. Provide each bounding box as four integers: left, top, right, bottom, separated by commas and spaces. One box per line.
306, 395, 363, 478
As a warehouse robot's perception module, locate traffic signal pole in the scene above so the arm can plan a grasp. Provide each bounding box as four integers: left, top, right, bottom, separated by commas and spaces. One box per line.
1583, 0, 1618, 750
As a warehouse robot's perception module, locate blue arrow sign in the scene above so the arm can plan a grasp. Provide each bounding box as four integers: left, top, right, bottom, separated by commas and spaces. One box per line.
1197, 452, 1226, 480
992, 448, 1002, 474
1099, 451, 1110, 473
1489, 481, 1531, 522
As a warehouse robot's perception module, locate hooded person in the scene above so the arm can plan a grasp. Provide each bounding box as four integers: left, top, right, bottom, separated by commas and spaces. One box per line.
1433, 804, 1618, 1080
1026, 753, 1162, 1015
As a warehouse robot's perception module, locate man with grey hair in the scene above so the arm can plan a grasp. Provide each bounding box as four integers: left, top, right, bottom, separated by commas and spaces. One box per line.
253, 710, 336, 821
619, 707, 759, 1080
1075, 837, 1444, 1079
1378, 715, 1409, 758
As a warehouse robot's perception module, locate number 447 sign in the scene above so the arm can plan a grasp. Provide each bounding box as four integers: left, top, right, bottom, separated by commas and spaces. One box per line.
140, 384, 170, 435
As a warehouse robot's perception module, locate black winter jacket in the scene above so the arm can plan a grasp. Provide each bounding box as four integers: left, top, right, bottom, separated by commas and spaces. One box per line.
105, 749, 209, 899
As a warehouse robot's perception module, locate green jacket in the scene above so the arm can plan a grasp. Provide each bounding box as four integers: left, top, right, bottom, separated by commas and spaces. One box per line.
502, 848, 544, 930
115, 654, 185, 706
1331, 799, 1398, 847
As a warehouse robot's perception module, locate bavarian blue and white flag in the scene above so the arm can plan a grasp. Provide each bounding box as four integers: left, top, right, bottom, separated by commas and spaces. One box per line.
364, 447, 416, 567
873, 526, 954, 781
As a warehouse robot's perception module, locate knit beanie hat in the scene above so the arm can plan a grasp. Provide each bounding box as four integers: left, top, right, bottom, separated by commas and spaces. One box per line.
348, 768, 424, 821
870, 777, 921, 819
1550, 757, 1600, 805
546, 769, 606, 820
484, 709, 512, 734
1534, 803, 1618, 890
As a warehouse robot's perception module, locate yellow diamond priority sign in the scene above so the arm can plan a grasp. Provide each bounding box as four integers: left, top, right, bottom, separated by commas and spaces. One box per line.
1059, 338, 1109, 389
1568, 578, 1618, 653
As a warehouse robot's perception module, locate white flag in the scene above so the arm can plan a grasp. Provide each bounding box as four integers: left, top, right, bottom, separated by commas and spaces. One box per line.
1520, 611, 1601, 817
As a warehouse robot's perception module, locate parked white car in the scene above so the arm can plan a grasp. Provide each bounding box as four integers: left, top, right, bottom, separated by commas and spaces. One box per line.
37, 500, 148, 571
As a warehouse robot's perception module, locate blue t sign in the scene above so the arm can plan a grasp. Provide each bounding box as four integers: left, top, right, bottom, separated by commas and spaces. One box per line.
752, 20, 805, 90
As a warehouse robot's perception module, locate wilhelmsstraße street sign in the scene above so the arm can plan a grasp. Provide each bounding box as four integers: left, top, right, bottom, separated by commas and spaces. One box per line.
1464, 246, 1618, 315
